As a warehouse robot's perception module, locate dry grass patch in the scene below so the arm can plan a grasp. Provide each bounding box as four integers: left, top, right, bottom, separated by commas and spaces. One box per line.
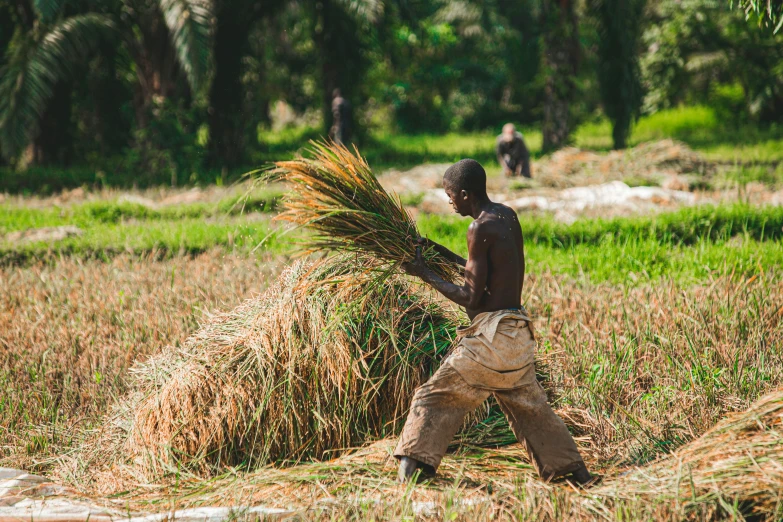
530, 271, 783, 465
0, 251, 280, 471
56, 267, 783, 502
262, 140, 462, 283
84, 388, 783, 521
534, 139, 713, 189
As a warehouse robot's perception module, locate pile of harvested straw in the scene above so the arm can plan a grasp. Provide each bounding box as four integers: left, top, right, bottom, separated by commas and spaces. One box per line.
535, 139, 713, 189
109, 256, 508, 476
575, 386, 783, 519
74, 386, 783, 519
259, 140, 461, 283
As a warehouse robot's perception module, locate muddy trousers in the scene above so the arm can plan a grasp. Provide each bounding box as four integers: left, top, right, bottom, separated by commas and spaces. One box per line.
394, 363, 585, 481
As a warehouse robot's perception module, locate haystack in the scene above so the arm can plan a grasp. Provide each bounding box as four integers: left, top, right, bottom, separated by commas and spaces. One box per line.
106, 256, 511, 476
576, 386, 783, 519
535, 139, 713, 189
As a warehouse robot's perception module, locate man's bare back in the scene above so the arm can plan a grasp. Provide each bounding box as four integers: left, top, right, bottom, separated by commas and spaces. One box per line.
463, 203, 525, 319
403, 165, 525, 321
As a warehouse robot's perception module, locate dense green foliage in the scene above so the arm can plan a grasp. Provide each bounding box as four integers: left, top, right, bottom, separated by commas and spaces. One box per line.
642, 0, 783, 122
1, 0, 781, 188
3, 104, 782, 193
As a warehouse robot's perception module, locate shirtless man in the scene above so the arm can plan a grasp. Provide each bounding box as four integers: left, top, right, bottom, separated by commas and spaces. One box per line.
396, 159, 591, 485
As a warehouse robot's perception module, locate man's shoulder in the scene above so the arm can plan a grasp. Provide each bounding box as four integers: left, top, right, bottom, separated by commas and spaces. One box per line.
468, 216, 492, 235
472, 205, 516, 230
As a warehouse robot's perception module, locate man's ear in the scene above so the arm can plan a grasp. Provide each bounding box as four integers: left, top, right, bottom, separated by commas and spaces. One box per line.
460, 189, 469, 200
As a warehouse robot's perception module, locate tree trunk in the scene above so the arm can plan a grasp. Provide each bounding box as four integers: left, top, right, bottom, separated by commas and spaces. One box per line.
131, 11, 184, 128
208, 0, 285, 166
592, 0, 645, 150
31, 81, 73, 165
91, 49, 131, 154
541, 0, 580, 153
315, 0, 362, 141
315, 0, 338, 135
207, 9, 254, 167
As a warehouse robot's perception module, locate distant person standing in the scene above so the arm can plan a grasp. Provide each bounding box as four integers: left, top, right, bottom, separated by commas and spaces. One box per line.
330, 89, 352, 145
496, 123, 531, 178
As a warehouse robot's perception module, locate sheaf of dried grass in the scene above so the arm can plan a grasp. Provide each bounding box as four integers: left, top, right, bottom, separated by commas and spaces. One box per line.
259, 140, 462, 283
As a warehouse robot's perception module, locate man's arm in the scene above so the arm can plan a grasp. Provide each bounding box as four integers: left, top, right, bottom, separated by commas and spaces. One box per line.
421, 238, 466, 267
519, 139, 531, 178
496, 139, 510, 169
404, 222, 489, 309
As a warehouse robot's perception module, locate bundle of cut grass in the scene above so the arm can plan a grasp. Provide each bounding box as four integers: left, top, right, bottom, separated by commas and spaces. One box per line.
578, 387, 783, 519
259, 140, 461, 283
108, 256, 508, 477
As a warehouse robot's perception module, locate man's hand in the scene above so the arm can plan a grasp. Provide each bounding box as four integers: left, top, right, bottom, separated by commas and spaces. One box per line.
410, 236, 467, 269
401, 242, 427, 277
399, 222, 489, 310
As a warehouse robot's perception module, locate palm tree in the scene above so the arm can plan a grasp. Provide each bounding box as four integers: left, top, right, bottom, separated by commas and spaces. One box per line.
207, 0, 286, 167
0, 0, 114, 162
0, 0, 212, 164
125, 0, 212, 127
592, 0, 646, 149
540, 0, 580, 153
313, 0, 382, 141
209, 0, 386, 165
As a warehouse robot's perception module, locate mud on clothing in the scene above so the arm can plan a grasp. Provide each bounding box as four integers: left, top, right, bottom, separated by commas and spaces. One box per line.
394, 309, 585, 481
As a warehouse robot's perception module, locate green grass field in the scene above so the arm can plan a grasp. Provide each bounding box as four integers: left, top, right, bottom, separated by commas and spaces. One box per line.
4, 201, 781, 284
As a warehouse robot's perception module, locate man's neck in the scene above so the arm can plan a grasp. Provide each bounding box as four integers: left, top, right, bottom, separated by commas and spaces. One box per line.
469, 196, 492, 219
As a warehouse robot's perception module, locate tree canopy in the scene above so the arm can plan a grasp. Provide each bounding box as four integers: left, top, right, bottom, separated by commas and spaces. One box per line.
0, 0, 780, 174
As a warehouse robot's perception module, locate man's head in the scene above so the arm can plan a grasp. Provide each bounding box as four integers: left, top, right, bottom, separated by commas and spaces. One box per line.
501, 123, 516, 142
332, 88, 342, 99
443, 159, 488, 216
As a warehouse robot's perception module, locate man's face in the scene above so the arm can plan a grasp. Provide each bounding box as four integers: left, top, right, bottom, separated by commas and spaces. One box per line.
445, 185, 470, 216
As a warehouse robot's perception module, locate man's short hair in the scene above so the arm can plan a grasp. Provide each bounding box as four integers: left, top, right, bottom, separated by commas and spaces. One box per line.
444, 159, 487, 196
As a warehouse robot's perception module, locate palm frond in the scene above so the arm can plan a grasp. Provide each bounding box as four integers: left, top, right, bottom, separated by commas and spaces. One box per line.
731, 0, 783, 32
433, 0, 483, 37
0, 14, 114, 160
33, 0, 66, 23
157, 0, 213, 92
335, 0, 384, 24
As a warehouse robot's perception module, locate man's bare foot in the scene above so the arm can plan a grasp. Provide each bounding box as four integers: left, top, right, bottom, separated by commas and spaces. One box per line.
397, 457, 435, 483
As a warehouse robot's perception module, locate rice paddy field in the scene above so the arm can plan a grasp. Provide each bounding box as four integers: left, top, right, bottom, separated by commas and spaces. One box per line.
2, 123, 783, 520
